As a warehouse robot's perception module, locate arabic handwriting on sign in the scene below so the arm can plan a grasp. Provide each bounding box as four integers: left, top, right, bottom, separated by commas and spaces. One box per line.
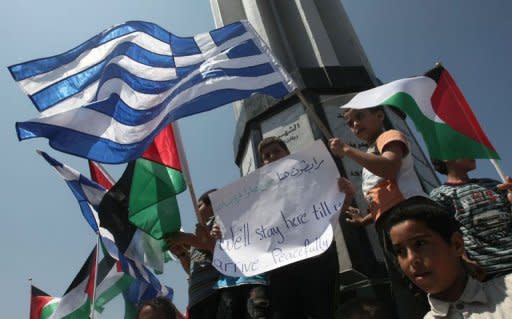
215, 179, 276, 211
275, 157, 325, 181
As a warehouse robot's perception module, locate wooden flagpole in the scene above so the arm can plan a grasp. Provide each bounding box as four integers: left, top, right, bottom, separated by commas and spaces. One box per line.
295, 89, 333, 140
490, 159, 507, 182
173, 121, 203, 225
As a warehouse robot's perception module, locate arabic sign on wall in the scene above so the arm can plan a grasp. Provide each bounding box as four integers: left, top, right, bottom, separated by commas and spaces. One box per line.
210, 140, 345, 276
261, 103, 315, 153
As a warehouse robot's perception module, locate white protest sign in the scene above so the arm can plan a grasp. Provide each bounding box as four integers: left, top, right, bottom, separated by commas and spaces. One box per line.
210, 140, 345, 276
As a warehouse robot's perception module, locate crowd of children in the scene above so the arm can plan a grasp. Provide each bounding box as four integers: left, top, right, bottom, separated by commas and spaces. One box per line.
163, 104, 512, 319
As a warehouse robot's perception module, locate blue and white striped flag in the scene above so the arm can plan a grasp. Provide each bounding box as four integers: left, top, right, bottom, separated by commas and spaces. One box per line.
11, 20, 296, 163
37, 150, 105, 232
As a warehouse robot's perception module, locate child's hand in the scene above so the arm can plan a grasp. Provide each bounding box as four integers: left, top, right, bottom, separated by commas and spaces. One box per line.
497, 176, 512, 204
329, 138, 346, 158
168, 243, 188, 259
210, 224, 223, 240
344, 206, 372, 226
165, 232, 184, 249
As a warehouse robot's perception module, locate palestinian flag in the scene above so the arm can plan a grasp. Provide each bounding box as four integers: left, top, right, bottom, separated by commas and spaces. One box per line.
340, 65, 499, 160
89, 160, 170, 274
94, 252, 134, 313
129, 124, 186, 239
30, 286, 60, 319
48, 246, 97, 319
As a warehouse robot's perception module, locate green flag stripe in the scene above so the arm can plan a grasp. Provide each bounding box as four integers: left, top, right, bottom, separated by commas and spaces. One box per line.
384, 92, 500, 160
95, 273, 134, 312
129, 158, 185, 239
40, 299, 60, 319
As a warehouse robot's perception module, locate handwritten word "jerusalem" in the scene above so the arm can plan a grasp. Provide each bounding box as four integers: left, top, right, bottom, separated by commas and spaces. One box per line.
275, 157, 324, 181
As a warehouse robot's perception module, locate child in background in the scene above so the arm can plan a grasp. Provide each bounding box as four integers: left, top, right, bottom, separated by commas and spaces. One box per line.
387, 196, 512, 319
430, 159, 512, 279
329, 105, 428, 318
165, 190, 220, 319
137, 297, 182, 319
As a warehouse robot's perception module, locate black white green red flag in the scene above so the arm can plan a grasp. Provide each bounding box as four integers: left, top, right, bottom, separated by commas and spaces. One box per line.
340, 65, 499, 160
30, 286, 60, 319
46, 246, 97, 319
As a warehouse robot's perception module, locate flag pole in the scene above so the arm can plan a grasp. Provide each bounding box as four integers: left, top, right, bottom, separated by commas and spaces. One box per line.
28, 277, 32, 317
173, 121, 202, 224
490, 159, 507, 182
89, 237, 100, 319
295, 90, 333, 140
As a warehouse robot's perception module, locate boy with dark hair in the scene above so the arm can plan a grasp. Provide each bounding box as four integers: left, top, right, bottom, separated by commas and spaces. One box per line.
430, 158, 512, 279
329, 105, 429, 318
137, 297, 180, 319
165, 190, 220, 319
257, 136, 353, 319
386, 196, 512, 319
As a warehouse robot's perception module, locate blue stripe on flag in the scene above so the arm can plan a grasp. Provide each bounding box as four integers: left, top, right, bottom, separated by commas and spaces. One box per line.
9, 21, 171, 81
169, 35, 200, 56
209, 20, 247, 46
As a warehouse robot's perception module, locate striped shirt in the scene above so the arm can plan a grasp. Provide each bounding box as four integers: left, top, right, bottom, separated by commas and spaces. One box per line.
430, 179, 512, 277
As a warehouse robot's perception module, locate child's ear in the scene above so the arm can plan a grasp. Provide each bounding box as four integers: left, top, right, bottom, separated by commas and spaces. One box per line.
450, 232, 465, 256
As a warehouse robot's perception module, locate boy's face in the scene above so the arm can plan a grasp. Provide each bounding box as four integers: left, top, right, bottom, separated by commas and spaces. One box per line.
197, 200, 213, 220
448, 159, 476, 172
343, 109, 384, 143
260, 142, 290, 166
390, 219, 466, 300
137, 306, 167, 319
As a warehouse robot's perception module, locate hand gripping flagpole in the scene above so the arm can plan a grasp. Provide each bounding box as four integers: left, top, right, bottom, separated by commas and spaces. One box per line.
173, 121, 203, 225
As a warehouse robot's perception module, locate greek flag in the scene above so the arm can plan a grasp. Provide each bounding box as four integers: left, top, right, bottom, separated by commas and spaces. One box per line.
11, 20, 296, 163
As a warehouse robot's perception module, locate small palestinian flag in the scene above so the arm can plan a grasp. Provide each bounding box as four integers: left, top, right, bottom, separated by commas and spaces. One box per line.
30, 286, 60, 319
48, 246, 97, 318
340, 65, 499, 160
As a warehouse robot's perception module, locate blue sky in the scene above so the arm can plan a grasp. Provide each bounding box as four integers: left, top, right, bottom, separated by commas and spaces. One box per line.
1, 1, 511, 317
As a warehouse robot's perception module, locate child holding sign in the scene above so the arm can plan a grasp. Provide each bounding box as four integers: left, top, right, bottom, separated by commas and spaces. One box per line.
257, 136, 353, 319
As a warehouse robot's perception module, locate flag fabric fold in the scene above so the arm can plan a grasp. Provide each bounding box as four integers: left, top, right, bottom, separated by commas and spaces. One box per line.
11, 20, 296, 164
340, 65, 499, 160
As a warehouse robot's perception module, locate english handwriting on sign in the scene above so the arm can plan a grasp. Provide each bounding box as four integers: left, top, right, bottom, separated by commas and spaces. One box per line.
271, 235, 331, 265
275, 157, 324, 181
219, 223, 251, 252
255, 225, 285, 244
